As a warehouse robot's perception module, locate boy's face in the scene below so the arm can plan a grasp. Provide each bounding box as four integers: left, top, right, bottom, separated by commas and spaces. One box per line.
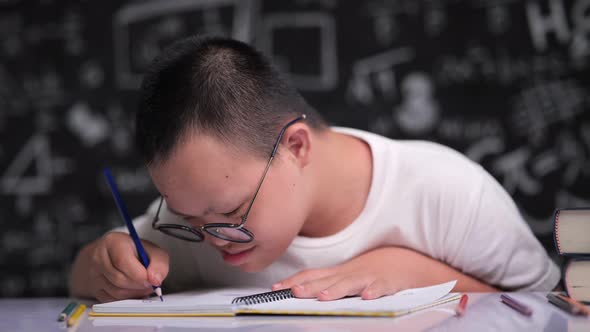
148, 133, 311, 272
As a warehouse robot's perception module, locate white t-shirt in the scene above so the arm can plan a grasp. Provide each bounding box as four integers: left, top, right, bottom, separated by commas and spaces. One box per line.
122, 127, 560, 293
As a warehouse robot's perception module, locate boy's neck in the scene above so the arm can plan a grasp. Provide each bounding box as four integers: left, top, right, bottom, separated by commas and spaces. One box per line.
299, 129, 373, 238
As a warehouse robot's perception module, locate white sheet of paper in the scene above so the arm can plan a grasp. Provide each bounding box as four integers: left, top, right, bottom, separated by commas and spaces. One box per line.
92, 281, 457, 314
245, 280, 457, 313
92, 288, 269, 313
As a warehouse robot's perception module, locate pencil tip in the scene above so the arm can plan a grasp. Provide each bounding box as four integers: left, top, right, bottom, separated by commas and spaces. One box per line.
160, 296, 164, 302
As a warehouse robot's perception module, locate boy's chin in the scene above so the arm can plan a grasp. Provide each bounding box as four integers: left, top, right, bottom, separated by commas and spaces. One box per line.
234, 259, 271, 273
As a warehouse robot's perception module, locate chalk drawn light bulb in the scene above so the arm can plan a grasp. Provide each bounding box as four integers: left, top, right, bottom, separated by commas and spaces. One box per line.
394, 72, 440, 135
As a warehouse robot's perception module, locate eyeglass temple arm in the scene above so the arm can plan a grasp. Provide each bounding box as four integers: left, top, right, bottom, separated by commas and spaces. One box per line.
270, 114, 306, 158
151, 196, 165, 228
241, 114, 307, 223
241, 155, 274, 223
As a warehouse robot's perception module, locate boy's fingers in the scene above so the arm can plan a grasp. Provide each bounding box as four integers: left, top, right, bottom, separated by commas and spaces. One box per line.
96, 289, 117, 303
143, 240, 169, 286
105, 245, 151, 289
272, 268, 334, 290
361, 279, 397, 300
103, 285, 153, 301
290, 274, 342, 299
317, 275, 367, 301
100, 275, 152, 301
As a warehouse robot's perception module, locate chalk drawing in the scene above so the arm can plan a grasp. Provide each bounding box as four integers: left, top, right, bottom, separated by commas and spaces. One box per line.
394, 72, 440, 135
347, 47, 413, 104
259, 11, 338, 91
66, 102, 110, 147
114, 0, 256, 89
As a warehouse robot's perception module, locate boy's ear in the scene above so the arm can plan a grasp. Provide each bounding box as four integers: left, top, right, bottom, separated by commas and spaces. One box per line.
282, 124, 312, 169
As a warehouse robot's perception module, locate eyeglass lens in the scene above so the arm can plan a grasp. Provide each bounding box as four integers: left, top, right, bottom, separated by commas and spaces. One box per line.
203, 226, 252, 242
158, 226, 204, 242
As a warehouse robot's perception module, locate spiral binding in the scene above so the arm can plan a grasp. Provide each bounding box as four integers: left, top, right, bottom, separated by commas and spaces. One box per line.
231, 289, 293, 305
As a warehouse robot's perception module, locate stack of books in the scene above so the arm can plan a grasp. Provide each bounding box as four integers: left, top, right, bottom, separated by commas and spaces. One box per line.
553, 208, 590, 303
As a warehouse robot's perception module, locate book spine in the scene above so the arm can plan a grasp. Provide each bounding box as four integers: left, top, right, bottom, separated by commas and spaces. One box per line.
553, 209, 562, 255
553, 207, 590, 257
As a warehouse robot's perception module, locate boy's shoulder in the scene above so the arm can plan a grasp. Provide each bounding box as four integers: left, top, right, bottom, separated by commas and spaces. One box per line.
395, 139, 475, 167
394, 139, 487, 193
333, 127, 481, 176
346, 128, 489, 193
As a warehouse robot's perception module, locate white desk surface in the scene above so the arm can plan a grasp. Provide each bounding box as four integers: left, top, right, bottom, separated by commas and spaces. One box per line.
2, 293, 589, 332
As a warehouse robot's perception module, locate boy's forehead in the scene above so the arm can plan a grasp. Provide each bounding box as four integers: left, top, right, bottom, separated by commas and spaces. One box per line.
149, 137, 245, 187
148, 135, 260, 210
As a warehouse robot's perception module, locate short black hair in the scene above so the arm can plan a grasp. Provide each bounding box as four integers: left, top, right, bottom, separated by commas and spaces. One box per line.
135, 35, 327, 165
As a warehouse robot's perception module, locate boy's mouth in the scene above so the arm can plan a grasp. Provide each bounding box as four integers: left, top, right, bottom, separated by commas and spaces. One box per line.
221, 246, 256, 265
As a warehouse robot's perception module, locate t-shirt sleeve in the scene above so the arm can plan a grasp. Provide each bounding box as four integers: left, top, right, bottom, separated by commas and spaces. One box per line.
109, 198, 203, 292
441, 168, 560, 291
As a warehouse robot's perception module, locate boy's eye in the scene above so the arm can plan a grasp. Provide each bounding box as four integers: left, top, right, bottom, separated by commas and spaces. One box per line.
223, 204, 244, 218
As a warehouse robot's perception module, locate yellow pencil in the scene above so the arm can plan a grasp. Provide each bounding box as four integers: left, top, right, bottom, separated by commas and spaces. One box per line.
66, 304, 86, 327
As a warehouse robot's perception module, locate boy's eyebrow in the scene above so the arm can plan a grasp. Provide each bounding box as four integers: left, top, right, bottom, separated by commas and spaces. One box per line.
166, 205, 199, 218
225, 201, 246, 217
162, 193, 246, 218
167, 202, 246, 219
167, 206, 191, 217
166, 203, 221, 218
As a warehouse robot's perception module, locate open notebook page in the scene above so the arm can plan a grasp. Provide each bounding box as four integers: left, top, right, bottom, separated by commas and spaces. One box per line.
240, 280, 457, 314
93, 288, 269, 314
92, 281, 456, 315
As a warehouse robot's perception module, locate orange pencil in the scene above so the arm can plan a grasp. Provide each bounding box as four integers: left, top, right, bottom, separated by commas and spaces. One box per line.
455, 294, 468, 316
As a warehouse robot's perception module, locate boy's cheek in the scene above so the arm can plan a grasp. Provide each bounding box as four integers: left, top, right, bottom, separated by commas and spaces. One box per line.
238, 244, 283, 272
243, 187, 308, 269
242, 225, 298, 270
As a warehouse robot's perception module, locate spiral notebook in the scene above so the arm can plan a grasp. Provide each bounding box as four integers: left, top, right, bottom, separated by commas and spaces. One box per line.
90, 280, 459, 317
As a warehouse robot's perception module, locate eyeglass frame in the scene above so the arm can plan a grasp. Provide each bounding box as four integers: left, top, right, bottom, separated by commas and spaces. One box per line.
151, 114, 307, 243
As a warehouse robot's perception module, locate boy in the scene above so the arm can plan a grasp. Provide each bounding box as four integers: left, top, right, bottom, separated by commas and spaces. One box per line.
69, 36, 559, 303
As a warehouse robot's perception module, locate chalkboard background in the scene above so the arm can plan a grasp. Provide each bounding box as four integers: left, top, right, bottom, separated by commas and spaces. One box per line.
1, 0, 589, 297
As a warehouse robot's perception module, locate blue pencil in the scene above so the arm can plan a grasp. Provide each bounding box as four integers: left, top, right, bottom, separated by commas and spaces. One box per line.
103, 168, 164, 301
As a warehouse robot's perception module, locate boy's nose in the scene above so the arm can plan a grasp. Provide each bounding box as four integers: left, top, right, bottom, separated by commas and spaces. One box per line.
205, 233, 231, 247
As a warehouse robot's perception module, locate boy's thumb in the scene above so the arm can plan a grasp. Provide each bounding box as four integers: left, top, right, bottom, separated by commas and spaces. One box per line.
142, 241, 170, 286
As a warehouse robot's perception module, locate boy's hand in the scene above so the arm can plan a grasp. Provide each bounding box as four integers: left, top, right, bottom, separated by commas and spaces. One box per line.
272, 247, 451, 301
70, 232, 169, 302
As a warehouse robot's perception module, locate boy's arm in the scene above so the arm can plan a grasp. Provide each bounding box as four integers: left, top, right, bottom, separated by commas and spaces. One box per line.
69, 239, 100, 299
439, 170, 560, 292
274, 246, 497, 300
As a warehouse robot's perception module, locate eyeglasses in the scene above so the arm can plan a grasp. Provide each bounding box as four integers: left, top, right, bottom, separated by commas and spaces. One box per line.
151, 114, 307, 243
